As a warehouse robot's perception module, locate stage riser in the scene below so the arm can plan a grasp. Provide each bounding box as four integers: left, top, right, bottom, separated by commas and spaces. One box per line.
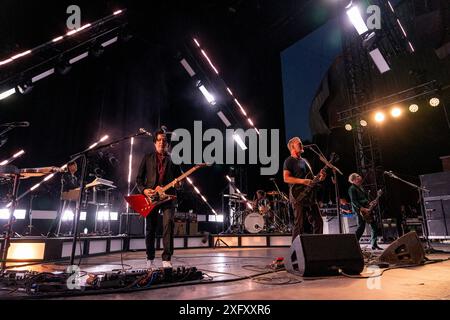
0, 234, 293, 262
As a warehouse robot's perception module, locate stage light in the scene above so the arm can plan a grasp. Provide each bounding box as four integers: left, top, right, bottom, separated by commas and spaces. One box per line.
62, 210, 74, 221
360, 120, 368, 127
56, 59, 72, 75
90, 42, 105, 58
346, 5, 369, 35
234, 99, 247, 116
409, 104, 419, 113
0, 209, 26, 219
0, 88, 16, 100
201, 50, 219, 75
180, 59, 196, 77
374, 112, 385, 123
52, 36, 63, 43
32, 69, 55, 83
345, 124, 352, 131
233, 134, 248, 150
7, 242, 45, 261
198, 84, 216, 105
391, 107, 402, 118
217, 111, 231, 127
16, 80, 33, 95
429, 97, 440, 107
388, 1, 395, 12
97, 211, 110, 221
69, 52, 89, 64
369, 48, 390, 74
396, 19, 407, 37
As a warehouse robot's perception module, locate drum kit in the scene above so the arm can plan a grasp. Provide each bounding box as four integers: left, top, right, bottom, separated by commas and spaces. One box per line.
224, 190, 291, 234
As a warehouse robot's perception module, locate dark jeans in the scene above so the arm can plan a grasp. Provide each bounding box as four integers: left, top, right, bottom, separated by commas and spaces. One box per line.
355, 213, 378, 247
145, 205, 174, 261
292, 202, 323, 241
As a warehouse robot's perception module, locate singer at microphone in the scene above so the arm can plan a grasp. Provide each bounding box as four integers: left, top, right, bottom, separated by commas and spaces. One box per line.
283, 136, 325, 241
135, 127, 181, 269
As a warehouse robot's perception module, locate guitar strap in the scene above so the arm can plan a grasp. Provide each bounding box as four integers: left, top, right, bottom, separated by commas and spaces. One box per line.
302, 157, 314, 177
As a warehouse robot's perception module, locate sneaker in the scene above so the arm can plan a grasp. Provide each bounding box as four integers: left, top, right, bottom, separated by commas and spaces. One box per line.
146, 259, 155, 269
162, 260, 172, 268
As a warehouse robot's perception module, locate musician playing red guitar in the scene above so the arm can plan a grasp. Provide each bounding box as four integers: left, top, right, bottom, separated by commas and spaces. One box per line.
136, 128, 182, 269
348, 173, 382, 251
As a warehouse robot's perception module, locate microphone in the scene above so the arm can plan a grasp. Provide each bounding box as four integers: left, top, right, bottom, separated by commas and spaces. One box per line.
139, 128, 152, 136
0, 121, 30, 127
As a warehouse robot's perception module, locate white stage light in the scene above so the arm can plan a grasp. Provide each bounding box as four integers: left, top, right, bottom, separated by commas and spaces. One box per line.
409, 104, 419, 113
345, 124, 352, 131
369, 48, 390, 74
233, 134, 247, 150
346, 6, 369, 35
429, 97, 440, 107
0, 88, 16, 100
198, 85, 216, 105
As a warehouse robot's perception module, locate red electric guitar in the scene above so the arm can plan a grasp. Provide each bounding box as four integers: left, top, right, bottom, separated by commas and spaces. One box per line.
125, 163, 208, 217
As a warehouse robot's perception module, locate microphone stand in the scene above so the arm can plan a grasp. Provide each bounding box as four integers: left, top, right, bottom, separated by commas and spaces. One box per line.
271, 179, 291, 232
306, 145, 343, 233
67, 131, 149, 266
384, 171, 440, 253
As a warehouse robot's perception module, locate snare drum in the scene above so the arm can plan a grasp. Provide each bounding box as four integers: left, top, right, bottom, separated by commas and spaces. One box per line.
244, 212, 265, 233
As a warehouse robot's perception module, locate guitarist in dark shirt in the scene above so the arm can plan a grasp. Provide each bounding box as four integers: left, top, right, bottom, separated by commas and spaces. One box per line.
136, 128, 181, 269
283, 137, 326, 241
348, 173, 382, 250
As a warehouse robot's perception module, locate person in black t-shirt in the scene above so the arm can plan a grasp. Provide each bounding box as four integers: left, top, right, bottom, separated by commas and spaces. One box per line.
283, 137, 326, 241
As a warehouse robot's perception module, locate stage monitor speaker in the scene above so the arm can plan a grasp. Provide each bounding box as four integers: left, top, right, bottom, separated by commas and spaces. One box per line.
379, 231, 425, 265
285, 234, 364, 277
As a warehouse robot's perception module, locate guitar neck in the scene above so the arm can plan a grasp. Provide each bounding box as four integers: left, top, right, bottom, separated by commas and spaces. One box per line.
161, 166, 202, 193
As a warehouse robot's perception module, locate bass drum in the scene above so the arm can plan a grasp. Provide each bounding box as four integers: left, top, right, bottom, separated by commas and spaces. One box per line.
244, 212, 265, 233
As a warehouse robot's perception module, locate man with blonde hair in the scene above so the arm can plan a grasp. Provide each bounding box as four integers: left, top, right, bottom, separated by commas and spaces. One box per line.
283, 137, 326, 241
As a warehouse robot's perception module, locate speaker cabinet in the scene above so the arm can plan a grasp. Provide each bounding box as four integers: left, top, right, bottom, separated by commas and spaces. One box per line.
285, 234, 364, 277
379, 232, 425, 265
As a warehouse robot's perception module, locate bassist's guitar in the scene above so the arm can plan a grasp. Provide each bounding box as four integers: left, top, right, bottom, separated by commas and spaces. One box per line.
125, 163, 209, 217
290, 153, 338, 204
360, 189, 383, 223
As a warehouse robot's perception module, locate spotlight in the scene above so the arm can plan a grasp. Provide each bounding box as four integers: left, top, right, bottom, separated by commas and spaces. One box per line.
90, 42, 105, 58
391, 107, 402, 118
409, 104, 419, 113
360, 120, 368, 127
345, 124, 353, 131
56, 59, 72, 75
429, 97, 440, 107
346, 5, 369, 35
374, 112, 385, 123
16, 80, 33, 95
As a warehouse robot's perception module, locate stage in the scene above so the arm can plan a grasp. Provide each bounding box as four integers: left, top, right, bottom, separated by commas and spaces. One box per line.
1, 242, 449, 300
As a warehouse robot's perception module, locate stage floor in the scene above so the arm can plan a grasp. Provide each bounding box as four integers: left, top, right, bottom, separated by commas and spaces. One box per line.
2, 243, 449, 300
